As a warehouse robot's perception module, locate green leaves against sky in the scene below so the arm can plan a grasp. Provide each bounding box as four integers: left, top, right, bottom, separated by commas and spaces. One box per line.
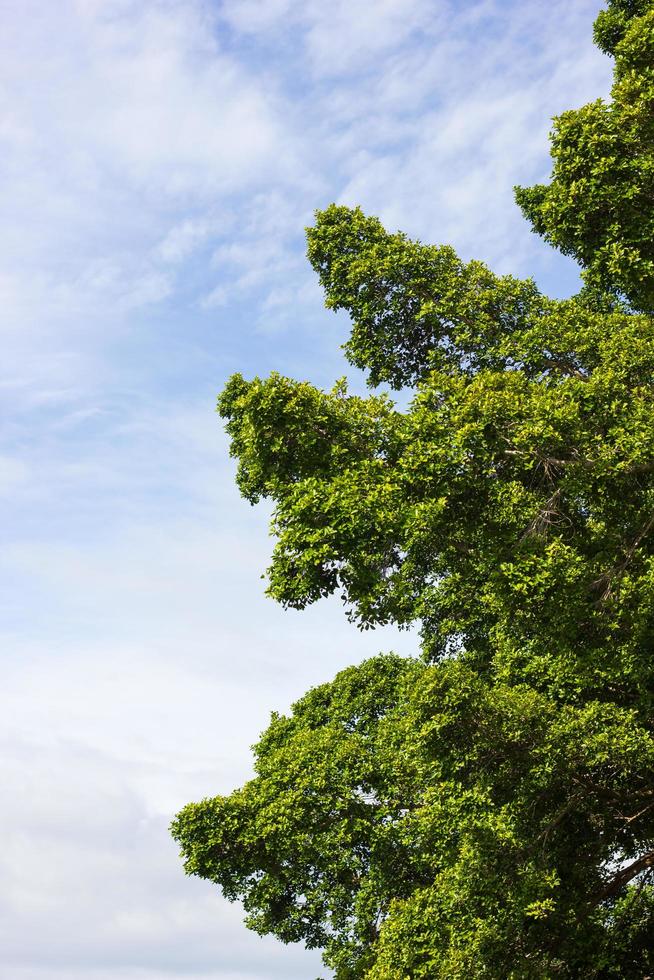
173, 3, 654, 976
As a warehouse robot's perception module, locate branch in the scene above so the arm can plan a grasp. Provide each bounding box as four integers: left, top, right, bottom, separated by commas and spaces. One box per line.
501, 450, 654, 478
592, 511, 654, 601
622, 800, 654, 826
520, 489, 569, 540
593, 850, 654, 905
541, 356, 588, 381
535, 791, 586, 849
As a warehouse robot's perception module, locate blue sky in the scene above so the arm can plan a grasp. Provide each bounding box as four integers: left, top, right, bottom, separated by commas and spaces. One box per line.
0, 2, 611, 978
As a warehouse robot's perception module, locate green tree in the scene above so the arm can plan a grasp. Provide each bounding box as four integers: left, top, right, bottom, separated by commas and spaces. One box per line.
172, 2, 654, 975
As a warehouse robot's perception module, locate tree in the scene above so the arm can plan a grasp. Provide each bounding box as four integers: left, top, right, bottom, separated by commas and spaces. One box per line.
172, 2, 654, 976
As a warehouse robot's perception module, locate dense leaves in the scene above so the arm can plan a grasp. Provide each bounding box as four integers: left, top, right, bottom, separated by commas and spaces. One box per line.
172, 656, 654, 977
593, 0, 652, 54
174, 3, 654, 976
306, 206, 547, 389
516, 0, 654, 311
219, 233, 654, 704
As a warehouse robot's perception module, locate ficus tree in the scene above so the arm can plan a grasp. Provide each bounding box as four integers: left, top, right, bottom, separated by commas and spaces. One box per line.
172, 2, 654, 976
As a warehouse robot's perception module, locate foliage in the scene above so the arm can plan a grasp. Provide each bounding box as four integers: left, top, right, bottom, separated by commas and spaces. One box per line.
515, 0, 654, 311
172, 655, 654, 977
218, 239, 654, 703
173, 2, 654, 976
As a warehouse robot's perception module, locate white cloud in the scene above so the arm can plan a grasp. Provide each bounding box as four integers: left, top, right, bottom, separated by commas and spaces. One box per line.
220, 0, 443, 77
0, 0, 296, 344
0, 456, 29, 494
303, 0, 441, 78
156, 217, 228, 264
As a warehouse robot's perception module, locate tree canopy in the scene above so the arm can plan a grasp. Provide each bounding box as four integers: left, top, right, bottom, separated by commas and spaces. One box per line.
172, 2, 654, 976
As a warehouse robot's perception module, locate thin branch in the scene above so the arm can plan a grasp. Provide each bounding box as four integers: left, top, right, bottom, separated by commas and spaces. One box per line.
541, 356, 588, 381
520, 489, 571, 541
592, 511, 654, 602
502, 450, 654, 478
622, 799, 654, 826
535, 791, 586, 849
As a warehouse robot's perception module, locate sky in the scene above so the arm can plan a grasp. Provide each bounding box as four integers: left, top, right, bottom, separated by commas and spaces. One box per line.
0, 1, 612, 978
